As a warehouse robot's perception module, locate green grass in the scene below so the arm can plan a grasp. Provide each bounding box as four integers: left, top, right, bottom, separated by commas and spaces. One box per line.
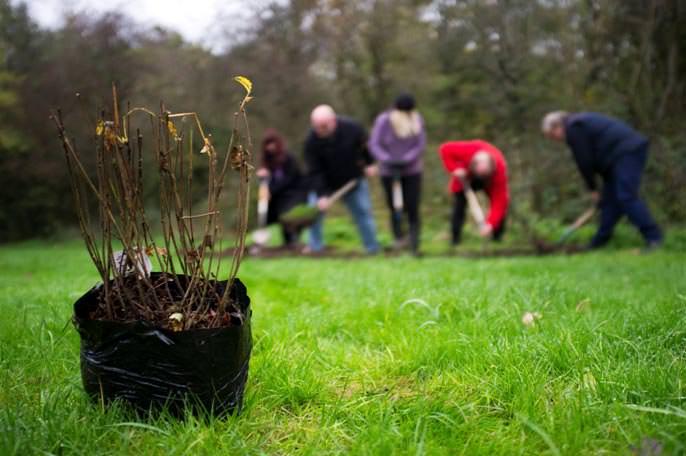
1, 238, 686, 454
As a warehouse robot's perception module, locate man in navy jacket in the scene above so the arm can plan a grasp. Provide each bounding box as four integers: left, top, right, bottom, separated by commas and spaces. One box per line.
542, 111, 662, 249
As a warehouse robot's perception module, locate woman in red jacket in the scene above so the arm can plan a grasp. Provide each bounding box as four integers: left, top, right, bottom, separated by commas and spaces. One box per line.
438, 140, 510, 245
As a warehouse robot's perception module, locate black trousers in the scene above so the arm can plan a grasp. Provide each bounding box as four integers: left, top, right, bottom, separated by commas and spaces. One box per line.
381, 173, 421, 252
267, 197, 303, 247
451, 189, 506, 245
591, 148, 662, 248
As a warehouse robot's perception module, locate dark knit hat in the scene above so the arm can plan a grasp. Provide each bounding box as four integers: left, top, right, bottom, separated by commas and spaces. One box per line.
394, 93, 416, 111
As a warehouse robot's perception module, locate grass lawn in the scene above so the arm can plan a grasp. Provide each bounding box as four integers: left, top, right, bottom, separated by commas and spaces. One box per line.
1, 240, 686, 454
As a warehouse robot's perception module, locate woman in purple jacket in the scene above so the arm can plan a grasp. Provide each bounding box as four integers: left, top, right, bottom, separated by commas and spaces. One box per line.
369, 93, 426, 255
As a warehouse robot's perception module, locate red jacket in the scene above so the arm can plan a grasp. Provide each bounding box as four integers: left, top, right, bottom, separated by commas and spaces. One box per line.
439, 140, 510, 229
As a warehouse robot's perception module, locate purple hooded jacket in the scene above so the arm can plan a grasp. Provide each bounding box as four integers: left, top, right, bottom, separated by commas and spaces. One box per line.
368, 111, 426, 177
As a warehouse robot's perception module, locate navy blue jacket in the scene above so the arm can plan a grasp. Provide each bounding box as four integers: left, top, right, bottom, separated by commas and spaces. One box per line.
564, 112, 649, 190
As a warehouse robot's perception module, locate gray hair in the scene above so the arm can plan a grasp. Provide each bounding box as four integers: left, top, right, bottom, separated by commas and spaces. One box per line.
541, 111, 569, 134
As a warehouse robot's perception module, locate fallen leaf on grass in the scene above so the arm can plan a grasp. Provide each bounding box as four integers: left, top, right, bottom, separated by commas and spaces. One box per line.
576, 298, 591, 313
582, 369, 597, 392
522, 311, 542, 327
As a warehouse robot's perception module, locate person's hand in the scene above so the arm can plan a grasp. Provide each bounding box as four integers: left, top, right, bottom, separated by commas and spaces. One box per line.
364, 164, 378, 178
479, 223, 493, 238
256, 168, 270, 178
317, 196, 331, 212
590, 191, 600, 204
452, 168, 467, 181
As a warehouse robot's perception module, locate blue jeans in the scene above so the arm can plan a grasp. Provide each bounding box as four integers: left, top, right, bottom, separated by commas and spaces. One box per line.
308, 179, 379, 253
592, 147, 663, 247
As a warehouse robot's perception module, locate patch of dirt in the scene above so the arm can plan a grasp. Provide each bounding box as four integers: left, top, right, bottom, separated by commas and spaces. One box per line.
226, 240, 586, 259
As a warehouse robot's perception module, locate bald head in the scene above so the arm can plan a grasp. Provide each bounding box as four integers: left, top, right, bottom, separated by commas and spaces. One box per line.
470, 151, 496, 179
311, 104, 337, 138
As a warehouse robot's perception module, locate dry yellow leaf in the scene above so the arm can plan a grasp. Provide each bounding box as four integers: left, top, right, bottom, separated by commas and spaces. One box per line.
200, 137, 212, 155
233, 76, 253, 94
167, 120, 178, 139
146, 246, 168, 256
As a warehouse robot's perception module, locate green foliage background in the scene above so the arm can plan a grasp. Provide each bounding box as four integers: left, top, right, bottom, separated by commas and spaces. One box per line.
1, 0, 685, 241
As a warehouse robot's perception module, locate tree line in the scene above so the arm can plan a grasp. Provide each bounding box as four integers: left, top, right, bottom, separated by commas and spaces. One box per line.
1, 0, 684, 241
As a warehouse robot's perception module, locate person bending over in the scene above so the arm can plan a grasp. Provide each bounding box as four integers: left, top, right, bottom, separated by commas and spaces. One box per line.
439, 140, 509, 245
541, 111, 662, 250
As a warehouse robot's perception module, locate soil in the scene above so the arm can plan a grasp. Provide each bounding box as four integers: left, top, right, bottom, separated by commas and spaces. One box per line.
88, 273, 245, 329
229, 240, 586, 259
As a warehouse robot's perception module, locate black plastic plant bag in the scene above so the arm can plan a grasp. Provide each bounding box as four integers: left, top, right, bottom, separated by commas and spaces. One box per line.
72, 273, 252, 417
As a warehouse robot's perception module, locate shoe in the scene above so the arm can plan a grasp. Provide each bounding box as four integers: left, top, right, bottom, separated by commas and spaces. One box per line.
641, 240, 662, 254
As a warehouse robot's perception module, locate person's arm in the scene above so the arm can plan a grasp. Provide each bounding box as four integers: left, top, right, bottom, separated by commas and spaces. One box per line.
399, 115, 426, 163
566, 123, 597, 191
368, 115, 391, 162
357, 122, 377, 177
485, 167, 509, 229
439, 142, 468, 174
304, 134, 328, 195
359, 124, 374, 166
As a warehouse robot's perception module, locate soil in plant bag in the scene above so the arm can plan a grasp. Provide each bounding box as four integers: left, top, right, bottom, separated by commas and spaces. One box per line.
73, 273, 252, 417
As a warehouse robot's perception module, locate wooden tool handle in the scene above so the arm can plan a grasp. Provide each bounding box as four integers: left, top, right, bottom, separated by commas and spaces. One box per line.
257, 180, 269, 227
572, 206, 596, 229
392, 179, 404, 211
258, 181, 270, 202
328, 179, 358, 204
558, 206, 597, 244
460, 177, 486, 228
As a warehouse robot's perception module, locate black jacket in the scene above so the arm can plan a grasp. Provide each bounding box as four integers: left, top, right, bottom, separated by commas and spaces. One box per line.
266, 155, 307, 224
304, 116, 373, 195
565, 112, 649, 190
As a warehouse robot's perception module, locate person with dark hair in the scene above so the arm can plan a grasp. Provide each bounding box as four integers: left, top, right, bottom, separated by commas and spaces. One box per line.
369, 93, 426, 255
439, 140, 510, 245
256, 128, 307, 247
541, 111, 663, 250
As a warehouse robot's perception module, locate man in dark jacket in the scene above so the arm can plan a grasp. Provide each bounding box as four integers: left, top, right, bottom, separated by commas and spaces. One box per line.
304, 104, 379, 253
542, 111, 662, 249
